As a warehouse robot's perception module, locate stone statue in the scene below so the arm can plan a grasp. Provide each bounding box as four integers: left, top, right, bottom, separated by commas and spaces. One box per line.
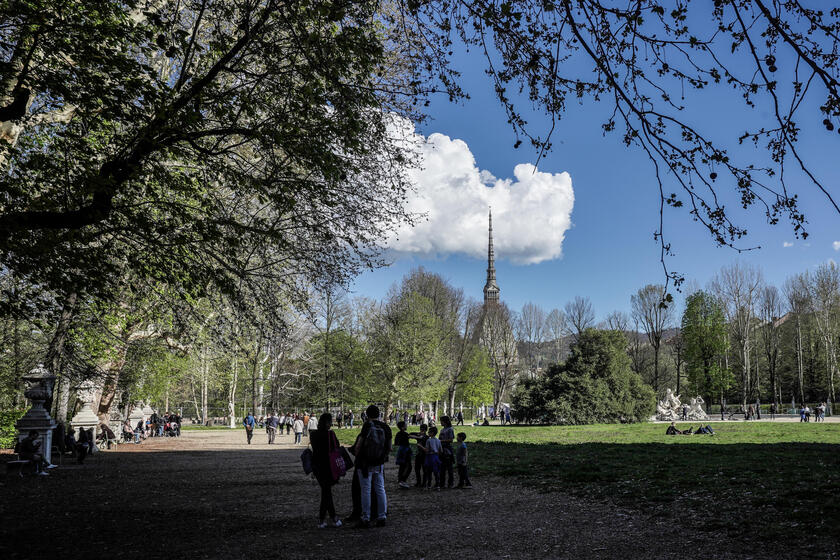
687, 396, 709, 420
655, 388, 683, 421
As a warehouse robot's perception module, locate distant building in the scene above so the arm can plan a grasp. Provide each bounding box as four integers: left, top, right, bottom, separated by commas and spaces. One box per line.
483, 208, 500, 305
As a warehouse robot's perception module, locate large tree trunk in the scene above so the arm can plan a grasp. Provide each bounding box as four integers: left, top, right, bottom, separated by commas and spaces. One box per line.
97, 352, 128, 422
43, 292, 77, 412
54, 376, 71, 424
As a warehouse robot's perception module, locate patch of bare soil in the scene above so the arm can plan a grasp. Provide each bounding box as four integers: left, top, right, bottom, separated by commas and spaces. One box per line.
0, 430, 823, 559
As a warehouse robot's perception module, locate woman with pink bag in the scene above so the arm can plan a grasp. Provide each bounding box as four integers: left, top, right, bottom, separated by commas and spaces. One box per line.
310, 413, 343, 529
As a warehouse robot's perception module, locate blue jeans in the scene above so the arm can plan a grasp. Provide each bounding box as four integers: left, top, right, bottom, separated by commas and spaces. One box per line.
294, 432, 302, 444
359, 464, 387, 521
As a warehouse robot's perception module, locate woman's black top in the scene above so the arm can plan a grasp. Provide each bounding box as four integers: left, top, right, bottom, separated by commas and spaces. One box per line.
309, 429, 336, 485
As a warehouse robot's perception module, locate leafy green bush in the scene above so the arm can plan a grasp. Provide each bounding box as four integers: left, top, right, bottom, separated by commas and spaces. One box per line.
0, 409, 26, 448
513, 329, 655, 424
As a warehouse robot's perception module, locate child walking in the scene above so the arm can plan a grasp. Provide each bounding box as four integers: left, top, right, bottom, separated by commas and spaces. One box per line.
394, 421, 413, 488
422, 426, 442, 489
409, 424, 428, 488
455, 432, 472, 488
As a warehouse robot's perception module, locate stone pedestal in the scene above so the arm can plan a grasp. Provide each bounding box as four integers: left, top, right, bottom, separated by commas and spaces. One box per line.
71, 404, 100, 445
16, 364, 57, 465
71, 380, 101, 444
129, 403, 145, 431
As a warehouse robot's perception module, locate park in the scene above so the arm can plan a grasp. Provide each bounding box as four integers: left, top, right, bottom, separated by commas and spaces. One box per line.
2, 419, 839, 559
2, 1, 840, 558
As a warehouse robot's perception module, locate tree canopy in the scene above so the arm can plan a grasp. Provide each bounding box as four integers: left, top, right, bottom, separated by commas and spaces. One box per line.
513, 329, 655, 424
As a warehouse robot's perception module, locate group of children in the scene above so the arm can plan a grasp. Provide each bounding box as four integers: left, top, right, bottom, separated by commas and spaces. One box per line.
393, 415, 472, 490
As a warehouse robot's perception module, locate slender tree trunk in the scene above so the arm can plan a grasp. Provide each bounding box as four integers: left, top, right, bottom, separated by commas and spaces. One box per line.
12, 312, 21, 407
228, 356, 238, 428
653, 344, 660, 394
201, 347, 209, 425
796, 321, 805, 404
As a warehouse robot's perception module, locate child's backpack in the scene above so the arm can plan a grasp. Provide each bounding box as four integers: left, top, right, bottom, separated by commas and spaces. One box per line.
361, 421, 388, 466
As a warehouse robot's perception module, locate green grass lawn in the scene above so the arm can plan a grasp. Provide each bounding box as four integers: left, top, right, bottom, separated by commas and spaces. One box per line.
337, 422, 840, 547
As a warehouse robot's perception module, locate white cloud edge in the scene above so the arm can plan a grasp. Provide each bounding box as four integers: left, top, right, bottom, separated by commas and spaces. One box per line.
384, 129, 575, 265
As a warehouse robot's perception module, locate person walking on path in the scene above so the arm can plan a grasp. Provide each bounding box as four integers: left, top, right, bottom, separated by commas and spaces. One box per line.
293, 416, 305, 444
310, 413, 343, 529
439, 415, 455, 488
348, 410, 355, 429
266, 412, 278, 444
308, 414, 318, 437
303, 413, 310, 437
354, 405, 392, 527
243, 412, 256, 444
456, 410, 464, 425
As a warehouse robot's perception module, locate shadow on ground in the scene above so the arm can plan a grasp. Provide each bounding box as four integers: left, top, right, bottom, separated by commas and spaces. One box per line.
1, 433, 837, 559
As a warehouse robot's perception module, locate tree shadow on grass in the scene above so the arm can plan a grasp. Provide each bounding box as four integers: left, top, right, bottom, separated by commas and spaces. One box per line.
470, 440, 840, 552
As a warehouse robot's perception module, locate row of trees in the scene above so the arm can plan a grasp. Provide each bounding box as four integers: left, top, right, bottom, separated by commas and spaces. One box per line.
507, 261, 839, 417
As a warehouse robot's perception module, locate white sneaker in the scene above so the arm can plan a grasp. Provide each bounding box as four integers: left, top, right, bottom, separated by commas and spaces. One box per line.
317, 521, 328, 529
38, 471, 49, 476
46, 464, 58, 469
332, 519, 342, 528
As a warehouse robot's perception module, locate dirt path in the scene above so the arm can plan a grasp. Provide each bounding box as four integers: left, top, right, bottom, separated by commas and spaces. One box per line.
0, 429, 816, 559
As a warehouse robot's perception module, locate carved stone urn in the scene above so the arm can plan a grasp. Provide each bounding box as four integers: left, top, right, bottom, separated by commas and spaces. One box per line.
16, 364, 58, 464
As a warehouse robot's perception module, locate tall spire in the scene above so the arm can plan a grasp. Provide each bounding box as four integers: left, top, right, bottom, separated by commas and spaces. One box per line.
483, 207, 500, 304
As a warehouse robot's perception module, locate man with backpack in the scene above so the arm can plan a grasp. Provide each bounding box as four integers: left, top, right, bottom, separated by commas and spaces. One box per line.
353, 404, 392, 528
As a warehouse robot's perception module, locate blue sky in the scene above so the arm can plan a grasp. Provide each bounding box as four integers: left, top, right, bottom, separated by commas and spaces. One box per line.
351, 40, 840, 321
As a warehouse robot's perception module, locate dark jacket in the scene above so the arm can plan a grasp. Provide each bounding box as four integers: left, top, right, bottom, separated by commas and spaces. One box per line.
310, 428, 339, 485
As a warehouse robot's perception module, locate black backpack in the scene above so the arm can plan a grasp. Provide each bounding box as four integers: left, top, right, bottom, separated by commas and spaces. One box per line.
361, 421, 388, 466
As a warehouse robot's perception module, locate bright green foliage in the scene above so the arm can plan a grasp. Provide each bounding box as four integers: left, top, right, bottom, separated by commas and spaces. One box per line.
0, 408, 25, 448
456, 346, 494, 406
513, 329, 655, 424
369, 291, 448, 411
681, 290, 733, 404
301, 329, 371, 409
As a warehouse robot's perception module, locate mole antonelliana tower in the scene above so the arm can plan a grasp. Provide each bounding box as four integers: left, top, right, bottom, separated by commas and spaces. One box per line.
483, 208, 500, 304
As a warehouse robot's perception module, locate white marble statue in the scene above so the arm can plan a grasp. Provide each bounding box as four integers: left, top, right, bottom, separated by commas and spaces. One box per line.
687, 396, 709, 420
655, 388, 683, 421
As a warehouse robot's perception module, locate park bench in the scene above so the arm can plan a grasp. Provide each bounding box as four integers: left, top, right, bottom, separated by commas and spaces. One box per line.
5, 454, 36, 477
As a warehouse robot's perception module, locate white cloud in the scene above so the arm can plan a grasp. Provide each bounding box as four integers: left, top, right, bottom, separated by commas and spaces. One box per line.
833, 241, 840, 251
386, 131, 574, 264
783, 241, 794, 248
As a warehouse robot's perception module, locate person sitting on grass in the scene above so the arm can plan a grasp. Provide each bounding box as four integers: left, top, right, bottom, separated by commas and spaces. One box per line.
665, 422, 692, 435
694, 425, 716, 435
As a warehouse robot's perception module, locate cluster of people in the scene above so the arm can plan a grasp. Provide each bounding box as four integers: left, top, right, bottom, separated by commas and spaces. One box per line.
665, 422, 716, 435
17, 421, 104, 475
122, 411, 180, 443
14, 430, 59, 475
800, 403, 829, 422
243, 411, 318, 444
305, 406, 474, 530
